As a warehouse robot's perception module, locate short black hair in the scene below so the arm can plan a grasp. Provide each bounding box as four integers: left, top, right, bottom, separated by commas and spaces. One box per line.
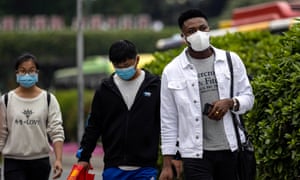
178, 9, 208, 29
108, 40, 138, 64
15, 53, 39, 70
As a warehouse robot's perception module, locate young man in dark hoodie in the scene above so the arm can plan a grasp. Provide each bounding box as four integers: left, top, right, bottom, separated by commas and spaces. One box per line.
77, 40, 161, 179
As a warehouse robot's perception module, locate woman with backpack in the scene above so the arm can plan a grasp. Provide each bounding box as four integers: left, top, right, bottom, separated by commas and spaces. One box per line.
0, 53, 65, 180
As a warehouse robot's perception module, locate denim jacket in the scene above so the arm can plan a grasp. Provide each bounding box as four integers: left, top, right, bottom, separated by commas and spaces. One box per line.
160, 46, 254, 158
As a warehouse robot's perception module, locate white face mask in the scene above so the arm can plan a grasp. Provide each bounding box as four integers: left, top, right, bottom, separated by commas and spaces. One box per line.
186, 30, 210, 52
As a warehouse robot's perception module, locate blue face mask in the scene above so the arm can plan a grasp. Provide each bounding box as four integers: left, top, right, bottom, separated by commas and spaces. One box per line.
16, 74, 38, 88
115, 65, 136, 80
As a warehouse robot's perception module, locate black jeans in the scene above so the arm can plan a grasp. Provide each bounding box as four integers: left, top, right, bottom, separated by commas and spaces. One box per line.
182, 150, 238, 180
4, 157, 51, 180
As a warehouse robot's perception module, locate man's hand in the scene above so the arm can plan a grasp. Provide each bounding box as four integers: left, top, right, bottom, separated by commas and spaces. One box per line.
159, 156, 174, 180
208, 98, 233, 120
171, 159, 183, 179
77, 161, 91, 170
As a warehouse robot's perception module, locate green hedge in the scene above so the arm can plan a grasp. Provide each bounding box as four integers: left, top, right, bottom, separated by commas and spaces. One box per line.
0, 29, 177, 63
144, 23, 300, 179
0, 28, 177, 91
246, 24, 300, 179
52, 89, 94, 142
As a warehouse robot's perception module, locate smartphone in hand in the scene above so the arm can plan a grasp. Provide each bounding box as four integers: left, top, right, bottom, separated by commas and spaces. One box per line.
203, 103, 213, 115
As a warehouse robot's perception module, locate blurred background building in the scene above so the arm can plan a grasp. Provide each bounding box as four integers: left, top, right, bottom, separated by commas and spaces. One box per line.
1, 0, 299, 31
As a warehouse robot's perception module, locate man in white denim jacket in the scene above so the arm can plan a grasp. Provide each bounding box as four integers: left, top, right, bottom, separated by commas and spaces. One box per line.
159, 9, 254, 180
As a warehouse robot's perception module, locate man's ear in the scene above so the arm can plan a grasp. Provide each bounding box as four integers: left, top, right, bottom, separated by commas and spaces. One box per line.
181, 33, 189, 45
135, 55, 140, 68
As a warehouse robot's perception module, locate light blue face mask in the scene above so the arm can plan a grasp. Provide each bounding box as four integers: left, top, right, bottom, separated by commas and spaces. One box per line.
115, 65, 136, 80
16, 74, 38, 88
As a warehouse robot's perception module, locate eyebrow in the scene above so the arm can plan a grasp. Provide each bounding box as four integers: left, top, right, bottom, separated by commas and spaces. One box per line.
18, 67, 37, 70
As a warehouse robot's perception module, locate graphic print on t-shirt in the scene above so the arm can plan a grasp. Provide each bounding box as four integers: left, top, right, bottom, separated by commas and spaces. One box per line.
198, 71, 218, 93
15, 109, 40, 125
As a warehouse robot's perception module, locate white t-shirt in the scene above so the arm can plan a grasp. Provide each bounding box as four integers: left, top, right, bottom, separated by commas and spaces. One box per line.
114, 70, 145, 110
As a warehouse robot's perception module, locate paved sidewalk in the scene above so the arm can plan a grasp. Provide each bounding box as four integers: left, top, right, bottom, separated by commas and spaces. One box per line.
50, 142, 104, 180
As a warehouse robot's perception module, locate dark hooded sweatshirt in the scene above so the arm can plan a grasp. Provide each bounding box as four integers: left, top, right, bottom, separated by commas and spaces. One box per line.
79, 70, 161, 169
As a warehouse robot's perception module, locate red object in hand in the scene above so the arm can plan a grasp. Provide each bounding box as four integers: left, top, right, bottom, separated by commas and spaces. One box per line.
67, 164, 95, 180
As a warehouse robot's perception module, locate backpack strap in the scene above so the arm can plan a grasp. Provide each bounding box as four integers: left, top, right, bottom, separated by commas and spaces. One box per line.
4, 92, 50, 107
45, 92, 51, 142
226, 51, 243, 150
4, 93, 8, 107
226, 52, 233, 97
47, 92, 51, 107
226, 51, 250, 144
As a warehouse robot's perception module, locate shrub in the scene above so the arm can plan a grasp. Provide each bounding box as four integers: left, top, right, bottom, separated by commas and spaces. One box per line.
53, 89, 94, 142
145, 23, 300, 179
246, 23, 300, 179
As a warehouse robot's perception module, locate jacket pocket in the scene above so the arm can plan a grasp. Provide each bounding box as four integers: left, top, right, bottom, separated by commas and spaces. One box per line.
167, 80, 191, 109
168, 80, 187, 90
